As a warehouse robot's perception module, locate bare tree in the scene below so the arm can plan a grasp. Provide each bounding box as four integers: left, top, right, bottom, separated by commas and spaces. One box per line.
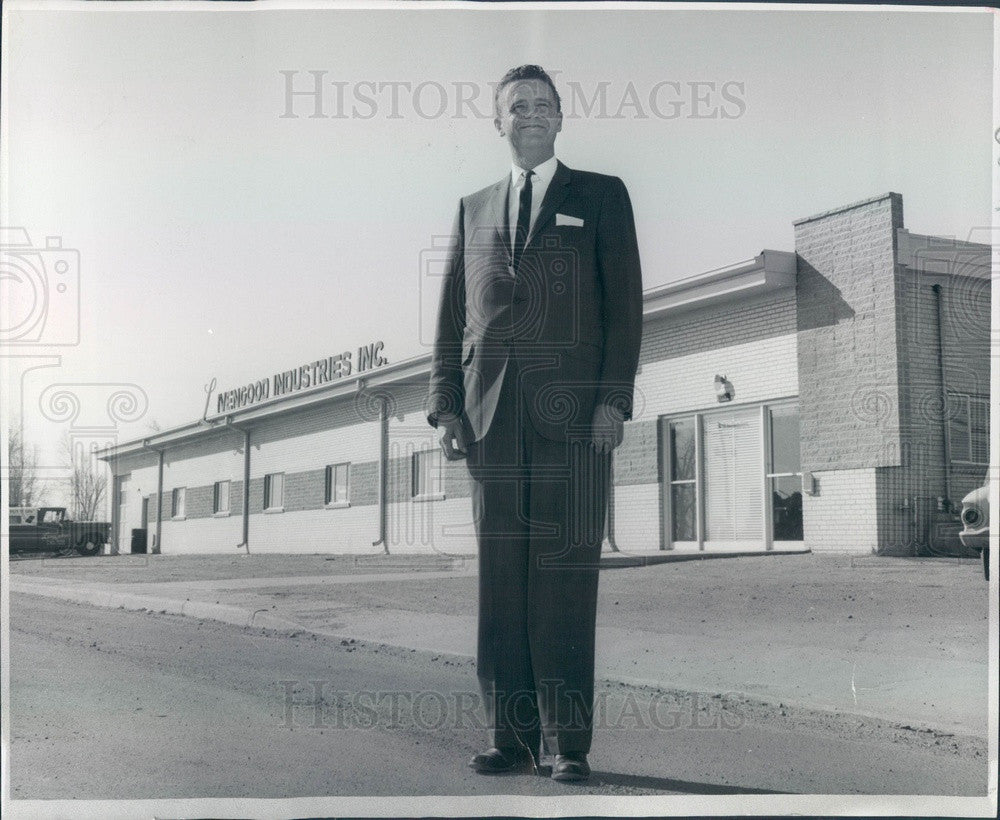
61, 434, 108, 521
7, 418, 44, 507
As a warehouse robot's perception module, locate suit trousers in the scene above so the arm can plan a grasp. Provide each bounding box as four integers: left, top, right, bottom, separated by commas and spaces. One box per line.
465, 353, 610, 757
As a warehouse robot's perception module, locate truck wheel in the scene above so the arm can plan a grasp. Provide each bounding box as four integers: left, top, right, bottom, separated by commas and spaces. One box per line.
76, 537, 103, 557
984, 547, 990, 581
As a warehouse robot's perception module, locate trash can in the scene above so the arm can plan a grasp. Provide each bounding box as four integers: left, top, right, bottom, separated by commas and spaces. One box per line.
130, 528, 148, 554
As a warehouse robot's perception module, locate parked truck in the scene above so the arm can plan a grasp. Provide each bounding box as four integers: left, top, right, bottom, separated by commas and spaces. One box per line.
8, 507, 111, 556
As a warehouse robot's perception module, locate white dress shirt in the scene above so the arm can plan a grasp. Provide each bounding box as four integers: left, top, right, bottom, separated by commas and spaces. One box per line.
508, 154, 558, 249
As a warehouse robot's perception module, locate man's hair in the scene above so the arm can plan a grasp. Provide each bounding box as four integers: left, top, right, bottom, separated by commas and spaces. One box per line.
494, 65, 562, 116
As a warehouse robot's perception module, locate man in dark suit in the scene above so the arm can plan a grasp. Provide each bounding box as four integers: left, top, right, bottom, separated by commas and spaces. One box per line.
427, 65, 642, 782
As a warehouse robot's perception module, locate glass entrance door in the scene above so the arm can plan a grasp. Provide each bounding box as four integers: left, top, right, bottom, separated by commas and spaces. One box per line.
663, 402, 801, 551
703, 408, 764, 549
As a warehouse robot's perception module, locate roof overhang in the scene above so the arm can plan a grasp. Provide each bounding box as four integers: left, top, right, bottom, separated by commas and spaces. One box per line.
643, 250, 797, 320
97, 353, 432, 461
896, 229, 992, 279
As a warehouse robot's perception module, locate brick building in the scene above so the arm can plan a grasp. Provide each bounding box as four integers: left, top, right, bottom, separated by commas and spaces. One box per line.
99, 193, 991, 557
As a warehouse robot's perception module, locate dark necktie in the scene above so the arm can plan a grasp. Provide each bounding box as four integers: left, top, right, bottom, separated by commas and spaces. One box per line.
512, 170, 533, 272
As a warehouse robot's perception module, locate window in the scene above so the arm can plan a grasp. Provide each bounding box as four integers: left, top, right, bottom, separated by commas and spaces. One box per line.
325, 462, 350, 506
213, 480, 231, 515
767, 405, 803, 541
171, 487, 186, 519
264, 472, 284, 511
41, 508, 64, 524
412, 448, 443, 498
948, 392, 989, 465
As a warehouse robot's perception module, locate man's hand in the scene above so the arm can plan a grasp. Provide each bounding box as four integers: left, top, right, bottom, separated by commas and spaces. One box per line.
438, 412, 468, 460
590, 404, 625, 454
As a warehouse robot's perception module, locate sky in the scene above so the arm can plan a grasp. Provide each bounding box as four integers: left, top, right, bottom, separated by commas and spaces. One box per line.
0, 1, 994, 504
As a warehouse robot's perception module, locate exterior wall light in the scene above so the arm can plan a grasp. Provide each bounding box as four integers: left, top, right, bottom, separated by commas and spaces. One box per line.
714, 374, 734, 403
803, 471, 818, 496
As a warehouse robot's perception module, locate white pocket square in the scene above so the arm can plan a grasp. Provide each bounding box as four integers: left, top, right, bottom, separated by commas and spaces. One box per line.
556, 213, 584, 227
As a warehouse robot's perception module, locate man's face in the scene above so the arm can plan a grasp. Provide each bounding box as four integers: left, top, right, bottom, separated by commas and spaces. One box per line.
494, 78, 562, 158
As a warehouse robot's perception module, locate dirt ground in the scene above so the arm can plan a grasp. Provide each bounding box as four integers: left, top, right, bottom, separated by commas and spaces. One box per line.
8, 550, 463, 583
191, 552, 987, 664
13, 551, 987, 670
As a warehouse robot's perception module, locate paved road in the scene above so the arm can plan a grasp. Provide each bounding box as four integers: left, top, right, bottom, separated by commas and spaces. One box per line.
8, 596, 988, 801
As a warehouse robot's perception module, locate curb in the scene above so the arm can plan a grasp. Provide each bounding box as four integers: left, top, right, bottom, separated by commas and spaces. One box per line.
599, 549, 811, 568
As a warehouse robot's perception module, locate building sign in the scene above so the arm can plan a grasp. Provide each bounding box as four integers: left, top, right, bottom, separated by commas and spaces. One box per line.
215, 340, 387, 414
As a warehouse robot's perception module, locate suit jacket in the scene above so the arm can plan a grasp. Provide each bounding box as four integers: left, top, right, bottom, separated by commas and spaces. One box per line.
427, 160, 643, 442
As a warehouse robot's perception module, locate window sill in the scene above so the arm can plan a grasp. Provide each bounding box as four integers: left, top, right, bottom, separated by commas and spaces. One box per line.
171, 515, 186, 522
213, 511, 231, 518
412, 492, 446, 503
264, 506, 285, 514
325, 501, 351, 510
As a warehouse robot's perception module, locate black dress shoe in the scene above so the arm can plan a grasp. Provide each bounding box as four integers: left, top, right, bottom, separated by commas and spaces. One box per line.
468, 746, 535, 774
551, 752, 590, 782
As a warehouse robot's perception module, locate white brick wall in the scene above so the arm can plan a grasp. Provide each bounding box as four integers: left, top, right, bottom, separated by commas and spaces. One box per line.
162, 503, 386, 555
386, 496, 477, 555
634, 333, 798, 421
161, 514, 243, 554
387, 425, 441, 461
610, 483, 661, 551
247, 505, 378, 554
162, 434, 245, 490
383, 391, 479, 555
119, 464, 159, 504
251, 407, 378, 478
802, 468, 878, 553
